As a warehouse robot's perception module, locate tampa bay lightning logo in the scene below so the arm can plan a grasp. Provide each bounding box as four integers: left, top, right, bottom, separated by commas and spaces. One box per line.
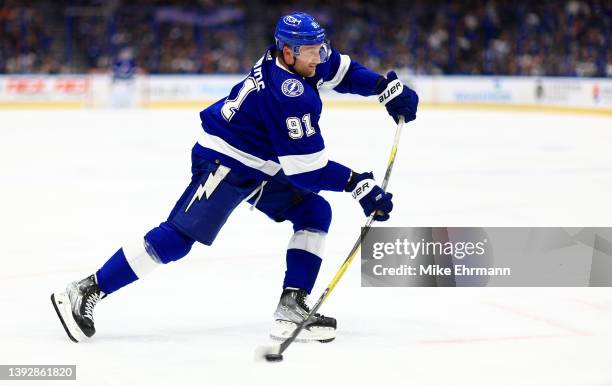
283, 15, 302, 26
281, 79, 304, 97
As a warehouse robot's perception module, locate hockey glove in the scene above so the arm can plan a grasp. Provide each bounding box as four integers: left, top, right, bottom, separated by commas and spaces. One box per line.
345, 171, 393, 221
376, 70, 419, 124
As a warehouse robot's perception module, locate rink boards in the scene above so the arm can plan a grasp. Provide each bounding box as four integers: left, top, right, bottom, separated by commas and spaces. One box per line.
0, 74, 611, 115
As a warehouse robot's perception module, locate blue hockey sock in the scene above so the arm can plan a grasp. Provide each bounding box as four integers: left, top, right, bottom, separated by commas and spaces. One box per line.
95, 237, 162, 295
95, 247, 139, 295
283, 229, 327, 293
283, 249, 322, 294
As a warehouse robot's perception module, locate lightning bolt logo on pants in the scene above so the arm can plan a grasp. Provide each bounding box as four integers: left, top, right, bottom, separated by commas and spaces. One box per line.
184, 165, 231, 213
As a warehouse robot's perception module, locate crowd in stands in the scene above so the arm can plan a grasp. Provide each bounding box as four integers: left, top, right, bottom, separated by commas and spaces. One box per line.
0, 1, 65, 73
1, 0, 610, 77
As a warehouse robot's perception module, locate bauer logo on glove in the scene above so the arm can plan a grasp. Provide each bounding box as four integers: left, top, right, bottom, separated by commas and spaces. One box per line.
375, 71, 419, 124
377, 79, 403, 105
345, 171, 394, 221
351, 179, 374, 200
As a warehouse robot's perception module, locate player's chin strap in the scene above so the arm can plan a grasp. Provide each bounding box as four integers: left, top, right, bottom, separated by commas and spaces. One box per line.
255, 115, 406, 362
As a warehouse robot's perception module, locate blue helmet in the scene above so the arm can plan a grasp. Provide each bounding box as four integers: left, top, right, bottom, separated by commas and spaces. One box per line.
274, 12, 331, 63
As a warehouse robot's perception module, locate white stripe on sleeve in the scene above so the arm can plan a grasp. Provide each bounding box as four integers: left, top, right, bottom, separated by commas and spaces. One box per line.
278, 149, 329, 176
318, 54, 351, 90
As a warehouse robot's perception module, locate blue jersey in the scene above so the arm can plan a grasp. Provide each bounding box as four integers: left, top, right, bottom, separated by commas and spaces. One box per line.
195, 46, 382, 192
112, 58, 136, 81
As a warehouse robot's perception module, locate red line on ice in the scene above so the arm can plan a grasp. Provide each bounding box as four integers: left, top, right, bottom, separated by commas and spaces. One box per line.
485, 302, 591, 336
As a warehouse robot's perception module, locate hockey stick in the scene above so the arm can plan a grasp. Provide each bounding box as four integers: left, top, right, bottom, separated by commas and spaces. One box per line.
255, 116, 405, 362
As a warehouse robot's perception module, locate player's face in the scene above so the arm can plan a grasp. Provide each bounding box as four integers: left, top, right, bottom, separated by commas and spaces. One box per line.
293, 44, 323, 77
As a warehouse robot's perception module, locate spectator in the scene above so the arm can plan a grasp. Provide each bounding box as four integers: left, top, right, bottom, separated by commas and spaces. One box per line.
1, 0, 609, 77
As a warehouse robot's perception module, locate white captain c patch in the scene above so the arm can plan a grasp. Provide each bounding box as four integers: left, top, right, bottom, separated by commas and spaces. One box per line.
281, 79, 304, 97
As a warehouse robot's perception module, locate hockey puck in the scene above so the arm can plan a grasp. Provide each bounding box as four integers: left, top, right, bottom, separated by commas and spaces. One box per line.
264, 354, 283, 362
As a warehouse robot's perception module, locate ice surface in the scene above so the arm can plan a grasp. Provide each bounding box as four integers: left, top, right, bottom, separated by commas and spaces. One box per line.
1, 106, 611, 385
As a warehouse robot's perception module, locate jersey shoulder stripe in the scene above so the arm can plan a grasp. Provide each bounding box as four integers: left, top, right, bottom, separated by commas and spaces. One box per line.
319, 52, 351, 90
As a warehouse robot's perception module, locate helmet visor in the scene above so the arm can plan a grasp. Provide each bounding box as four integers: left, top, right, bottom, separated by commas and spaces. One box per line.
294, 39, 331, 63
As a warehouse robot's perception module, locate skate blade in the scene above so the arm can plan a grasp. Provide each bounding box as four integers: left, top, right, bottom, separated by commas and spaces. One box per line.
50, 292, 87, 343
270, 320, 335, 343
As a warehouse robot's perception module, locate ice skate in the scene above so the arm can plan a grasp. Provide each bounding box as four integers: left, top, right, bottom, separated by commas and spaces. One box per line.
270, 287, 336, 343
51, 274, 103, 343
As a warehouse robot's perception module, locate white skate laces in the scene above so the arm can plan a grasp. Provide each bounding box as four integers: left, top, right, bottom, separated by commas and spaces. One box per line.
83, 292, 101, 320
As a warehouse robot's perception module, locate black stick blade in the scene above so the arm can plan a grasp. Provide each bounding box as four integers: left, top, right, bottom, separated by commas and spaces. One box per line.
264, 354, 283, 362
254, 344, 283, 362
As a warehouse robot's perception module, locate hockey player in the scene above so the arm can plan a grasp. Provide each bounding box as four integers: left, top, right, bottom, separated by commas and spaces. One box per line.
51, 12, 418, 343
